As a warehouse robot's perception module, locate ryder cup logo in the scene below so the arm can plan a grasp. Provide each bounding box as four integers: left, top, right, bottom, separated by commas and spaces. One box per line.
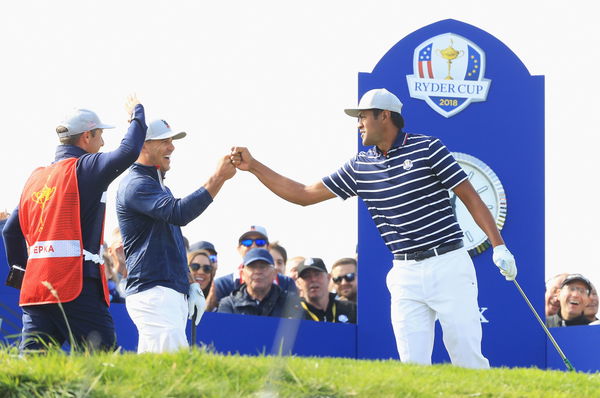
406, 33, 491, 118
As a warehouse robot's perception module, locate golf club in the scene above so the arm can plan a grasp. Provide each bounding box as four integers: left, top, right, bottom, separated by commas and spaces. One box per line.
512, 279, 575, 372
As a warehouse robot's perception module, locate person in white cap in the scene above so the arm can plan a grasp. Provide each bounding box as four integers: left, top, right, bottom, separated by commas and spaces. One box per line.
2, 95, 146, 353
116, 118, 236, 353
230, 88, 517, 369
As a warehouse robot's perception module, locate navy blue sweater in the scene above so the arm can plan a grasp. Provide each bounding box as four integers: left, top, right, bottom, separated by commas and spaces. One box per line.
116, 163, 213, 296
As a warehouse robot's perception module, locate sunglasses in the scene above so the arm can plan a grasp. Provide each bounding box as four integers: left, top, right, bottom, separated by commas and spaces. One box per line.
239, 238, 267, 247
189, 263, 213, 273
332, 273, 356, 284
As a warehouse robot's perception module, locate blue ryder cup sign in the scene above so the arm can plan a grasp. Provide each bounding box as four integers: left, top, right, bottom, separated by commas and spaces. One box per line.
406, 33, 490, 117
357, 19, 545, 369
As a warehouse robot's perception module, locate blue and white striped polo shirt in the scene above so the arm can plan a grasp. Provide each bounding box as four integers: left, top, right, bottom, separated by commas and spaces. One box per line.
322, 131, 467, 255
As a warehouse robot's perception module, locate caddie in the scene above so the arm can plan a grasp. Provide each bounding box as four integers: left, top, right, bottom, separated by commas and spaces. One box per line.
2, 96, 146, 352
230, 88, 517, 369
117, 118, 236, 353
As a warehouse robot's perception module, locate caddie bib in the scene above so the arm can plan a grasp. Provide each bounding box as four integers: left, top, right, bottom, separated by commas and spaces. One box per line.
18, 158, 109, 306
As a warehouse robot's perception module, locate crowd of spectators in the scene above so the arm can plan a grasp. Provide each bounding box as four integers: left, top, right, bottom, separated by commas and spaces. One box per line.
187, 225, 357, 323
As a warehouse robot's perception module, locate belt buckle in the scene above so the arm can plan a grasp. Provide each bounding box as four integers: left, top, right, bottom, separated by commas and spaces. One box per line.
413, 250, 430, 262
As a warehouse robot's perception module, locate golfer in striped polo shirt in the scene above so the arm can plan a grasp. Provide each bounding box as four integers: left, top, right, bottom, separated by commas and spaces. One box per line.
230, 88, 517, 369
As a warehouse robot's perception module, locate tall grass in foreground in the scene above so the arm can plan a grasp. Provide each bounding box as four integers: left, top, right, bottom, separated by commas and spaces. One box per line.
0, 346, 599, 398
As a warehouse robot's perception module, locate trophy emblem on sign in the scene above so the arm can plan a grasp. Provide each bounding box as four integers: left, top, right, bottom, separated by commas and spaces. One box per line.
437, 40, 464, 80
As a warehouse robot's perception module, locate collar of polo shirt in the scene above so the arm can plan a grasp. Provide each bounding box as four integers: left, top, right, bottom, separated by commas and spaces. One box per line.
376, 131, 408, 156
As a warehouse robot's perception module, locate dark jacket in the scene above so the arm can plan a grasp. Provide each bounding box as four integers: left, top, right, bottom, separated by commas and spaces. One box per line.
301, 293, 357, 324
3, 105, 147, 279
546, 313, 591, 327
116, 163, 213, 296
214, 269, 297, 301
217, 284, 302, 318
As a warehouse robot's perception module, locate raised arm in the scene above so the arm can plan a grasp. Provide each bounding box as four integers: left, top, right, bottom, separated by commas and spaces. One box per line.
203, 154, 237, 199
230, 146, 335, 206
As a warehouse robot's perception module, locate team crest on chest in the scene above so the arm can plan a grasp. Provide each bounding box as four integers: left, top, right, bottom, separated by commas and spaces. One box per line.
406, 33, 491, 118
402, 159, 413, 171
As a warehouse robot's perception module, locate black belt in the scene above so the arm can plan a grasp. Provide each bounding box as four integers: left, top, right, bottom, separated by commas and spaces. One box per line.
394, 241, 464, 262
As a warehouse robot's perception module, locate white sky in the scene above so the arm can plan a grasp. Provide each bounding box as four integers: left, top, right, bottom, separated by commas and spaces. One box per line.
1, 1, 598, 285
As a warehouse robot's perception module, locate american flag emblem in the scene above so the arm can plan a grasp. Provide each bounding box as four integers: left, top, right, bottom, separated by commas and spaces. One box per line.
418, 43, 434, 79
162, 120, 170, 128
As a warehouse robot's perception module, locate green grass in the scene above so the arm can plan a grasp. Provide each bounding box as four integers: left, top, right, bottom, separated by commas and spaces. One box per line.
1, 346, 599, 398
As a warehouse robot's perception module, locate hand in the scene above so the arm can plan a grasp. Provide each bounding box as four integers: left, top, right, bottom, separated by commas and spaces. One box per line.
188, 283, 206, 325
230, 146, 254, 171
204, 281, 219, 312
125, 94, 141, 119
215, 154, 237, 181
492, 244, 517, 281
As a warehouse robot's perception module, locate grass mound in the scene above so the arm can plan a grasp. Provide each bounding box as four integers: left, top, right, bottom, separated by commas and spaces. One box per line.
1, 346, 598, 397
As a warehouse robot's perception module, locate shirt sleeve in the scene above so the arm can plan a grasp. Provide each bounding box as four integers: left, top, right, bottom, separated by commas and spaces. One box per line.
321, 157, 358, 200
124, 176, 213, 226
77, 104, 147, 187
427, 138, 467, 190
2, 207, 28, 268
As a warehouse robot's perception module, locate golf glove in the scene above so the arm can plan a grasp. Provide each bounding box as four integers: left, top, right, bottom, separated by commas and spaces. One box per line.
492, 244, 517, 281
188, 283, 206, 325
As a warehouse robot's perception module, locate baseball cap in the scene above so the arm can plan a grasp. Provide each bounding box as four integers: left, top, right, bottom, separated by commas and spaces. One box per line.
243, 248, 274, 267
57, 108, 115, 137
189, 240, 217, 255
146, 119, 186, 141
239, 225, 268, 242
561, 274, 593, 292
344, 88, 403, 118
297, 257, 327, 277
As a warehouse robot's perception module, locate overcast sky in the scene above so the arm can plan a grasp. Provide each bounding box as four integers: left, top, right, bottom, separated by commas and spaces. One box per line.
1, 1, 598, 287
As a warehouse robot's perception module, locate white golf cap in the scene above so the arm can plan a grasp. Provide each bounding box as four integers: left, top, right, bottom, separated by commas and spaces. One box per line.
57, 108, 115, 138
145, 119, 186, 141
344, 88, 403, 117
239, 225, 269, 242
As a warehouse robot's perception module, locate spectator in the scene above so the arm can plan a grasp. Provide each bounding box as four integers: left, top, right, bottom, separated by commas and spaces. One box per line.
296, 257, 356, 324
103, 249, 125, 304
270, 241, 287, 275
0, 210, 9, 238
189, 240, 219, 270
117, 118, 236, 353
217, 248, 301, 318
106, 227, 127, 298
188, 249, 216, 297
545, 273, 568, 318
585, 282, 598, 323
546, 274, 593, 327
330, 257, 358, 303
212, 226, 296, 304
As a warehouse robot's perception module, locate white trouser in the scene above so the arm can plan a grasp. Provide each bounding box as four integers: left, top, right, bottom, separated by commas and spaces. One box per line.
386, 248, 489, 369
126, 286, 189, 354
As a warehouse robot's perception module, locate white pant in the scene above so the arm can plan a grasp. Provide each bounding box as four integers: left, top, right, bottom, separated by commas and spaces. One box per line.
386, 248, 489, 369
126, 286, 189, 354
